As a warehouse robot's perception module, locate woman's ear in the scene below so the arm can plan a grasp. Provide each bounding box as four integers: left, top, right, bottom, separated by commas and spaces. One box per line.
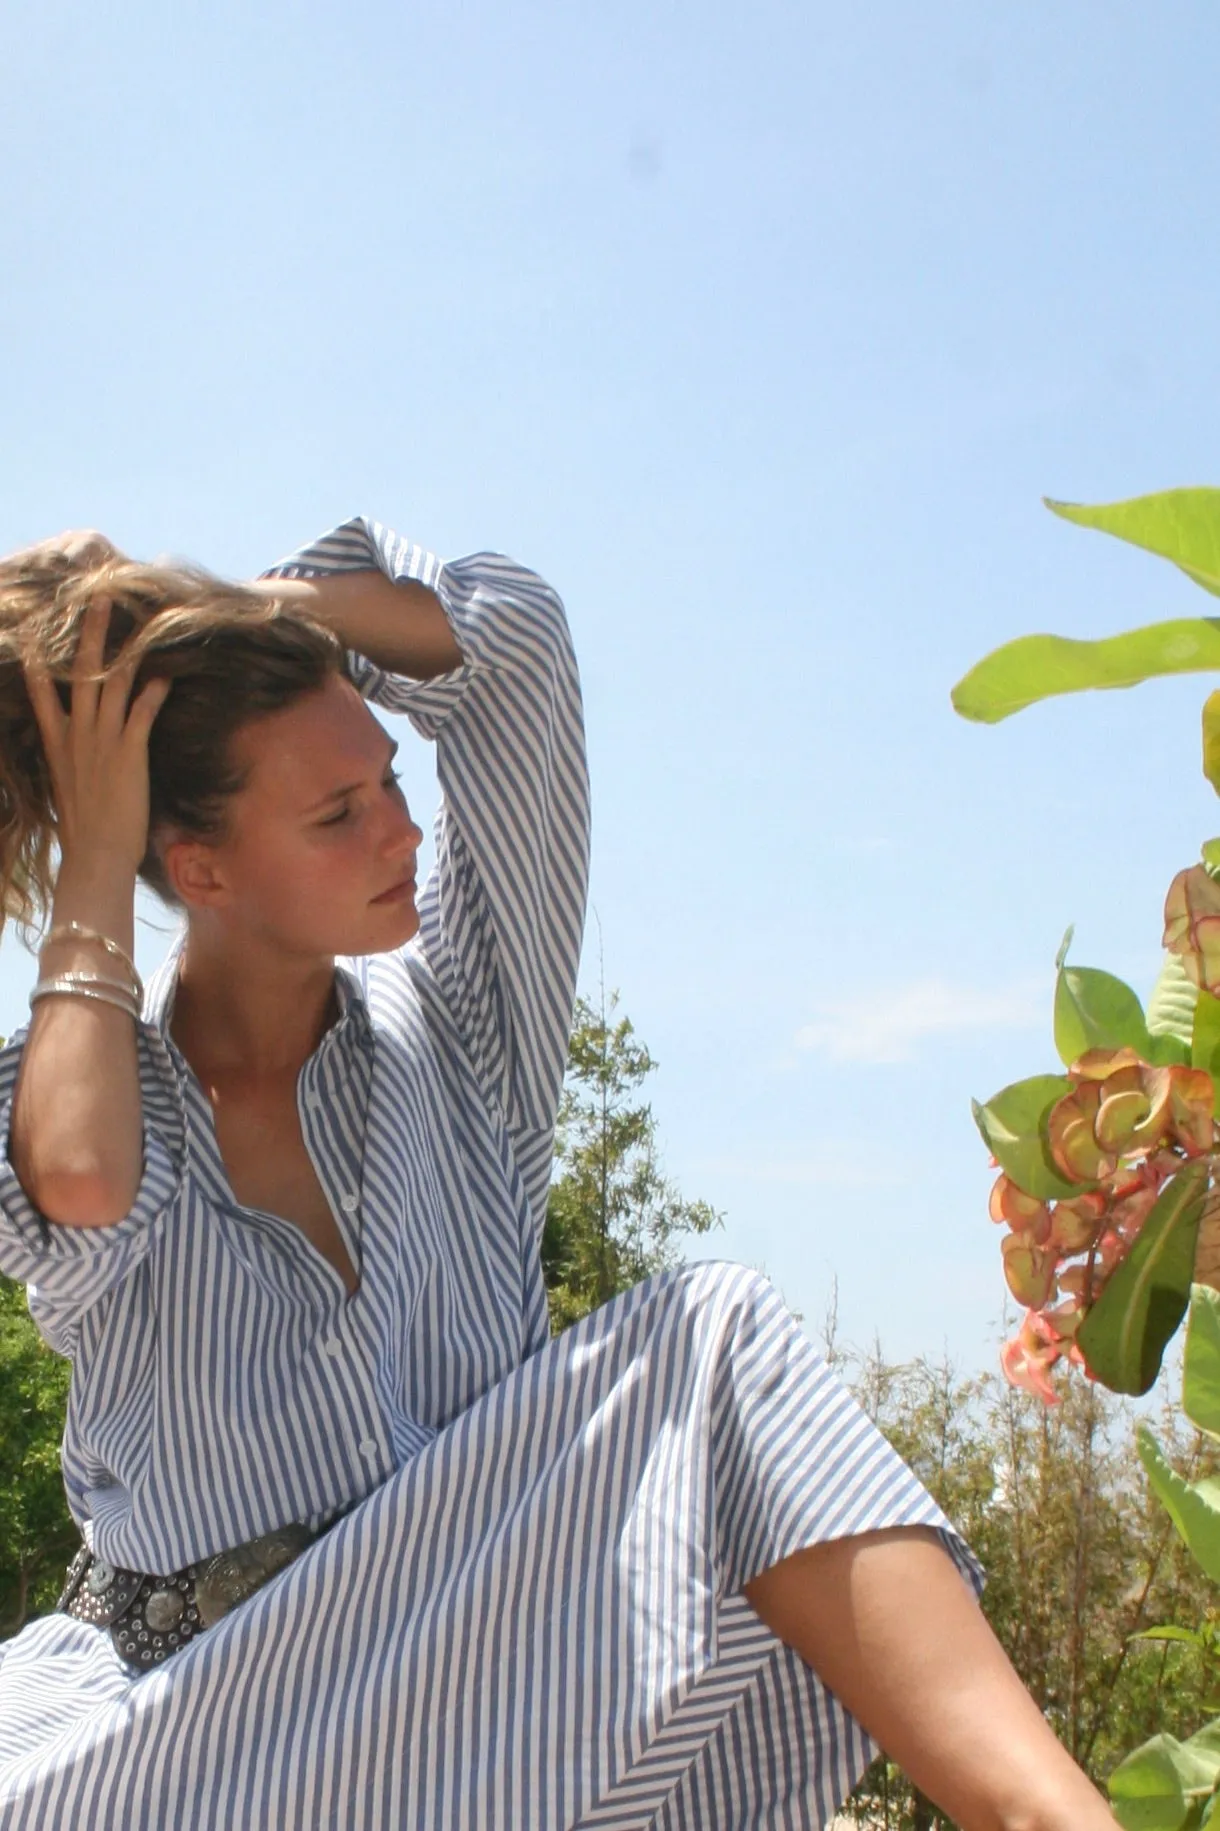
159, 833, 232, 910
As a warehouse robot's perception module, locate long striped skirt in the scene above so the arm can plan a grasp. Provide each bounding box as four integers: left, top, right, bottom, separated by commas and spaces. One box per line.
0, 1263, 980, 1829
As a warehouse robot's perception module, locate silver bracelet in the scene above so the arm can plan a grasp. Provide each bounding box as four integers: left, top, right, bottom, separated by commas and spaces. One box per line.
40, 922, 144, 1003
30, 975, 142, 1021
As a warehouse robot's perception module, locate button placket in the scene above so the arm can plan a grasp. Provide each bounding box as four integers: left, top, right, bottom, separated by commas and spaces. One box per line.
297, 1054, 365, 1282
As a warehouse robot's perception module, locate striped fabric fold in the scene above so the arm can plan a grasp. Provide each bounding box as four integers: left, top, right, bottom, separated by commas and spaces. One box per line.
0, 1264, 981, 1828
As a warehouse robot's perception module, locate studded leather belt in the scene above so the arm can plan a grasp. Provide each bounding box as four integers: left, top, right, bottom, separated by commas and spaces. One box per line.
56, 1523, 317, 1672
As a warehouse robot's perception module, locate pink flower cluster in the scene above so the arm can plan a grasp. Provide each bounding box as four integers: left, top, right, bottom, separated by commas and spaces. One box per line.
993, 1048, 1215, 1403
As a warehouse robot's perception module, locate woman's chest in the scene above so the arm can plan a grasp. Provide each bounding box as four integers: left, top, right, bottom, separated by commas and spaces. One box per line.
209, 1086, 359, 1295
116, 1008, 543, 1414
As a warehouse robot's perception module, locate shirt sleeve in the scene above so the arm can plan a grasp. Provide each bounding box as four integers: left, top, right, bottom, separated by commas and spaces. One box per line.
0, 1024, 185, 1355
264, 518, 591, 1241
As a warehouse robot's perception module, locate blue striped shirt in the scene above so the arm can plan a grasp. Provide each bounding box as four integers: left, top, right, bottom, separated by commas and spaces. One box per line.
0, 519, 590, 1575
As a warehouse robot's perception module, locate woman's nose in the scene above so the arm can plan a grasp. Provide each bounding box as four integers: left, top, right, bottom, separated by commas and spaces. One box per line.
387, 802, 423, 856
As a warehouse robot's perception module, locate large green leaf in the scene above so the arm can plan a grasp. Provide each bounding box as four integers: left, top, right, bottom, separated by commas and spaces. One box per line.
1054, 962, 1153, 1067
1185, 1285, 1220, 1439
1181, 1725, 1220, 1794
1077, 1160, 1209, 1395
971, 1074, 1077, 1201
1139, 1427, 1220, 1582
951, 619, 1220, 724
1149, 952, 1201, 1053
1109, 1736, 1193, 1831
953, 491, 1220, 724
1047, 490, 1220, 598
1111, 1718, 1220, 1831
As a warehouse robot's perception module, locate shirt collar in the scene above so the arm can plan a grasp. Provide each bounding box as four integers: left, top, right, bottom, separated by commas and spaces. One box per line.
142, 929, 376, 1057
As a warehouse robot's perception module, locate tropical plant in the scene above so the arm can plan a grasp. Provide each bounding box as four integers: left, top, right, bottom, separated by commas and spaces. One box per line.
955, 488, 1220, 1825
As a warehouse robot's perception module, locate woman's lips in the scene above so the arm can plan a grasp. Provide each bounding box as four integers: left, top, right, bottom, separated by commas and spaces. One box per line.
371, 876, 417, 905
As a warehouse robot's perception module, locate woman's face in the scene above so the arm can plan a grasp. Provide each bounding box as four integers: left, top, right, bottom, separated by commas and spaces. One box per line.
164, 673, 424, 958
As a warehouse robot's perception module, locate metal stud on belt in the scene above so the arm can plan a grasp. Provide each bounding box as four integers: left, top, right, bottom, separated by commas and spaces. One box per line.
55, 1519, 327, 1671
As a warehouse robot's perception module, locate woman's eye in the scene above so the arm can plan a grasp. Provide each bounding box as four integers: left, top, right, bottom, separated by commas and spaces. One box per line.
318, 770, 401, 829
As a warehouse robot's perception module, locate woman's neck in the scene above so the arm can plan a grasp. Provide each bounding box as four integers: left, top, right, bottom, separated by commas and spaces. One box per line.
168, 925, 341, 1082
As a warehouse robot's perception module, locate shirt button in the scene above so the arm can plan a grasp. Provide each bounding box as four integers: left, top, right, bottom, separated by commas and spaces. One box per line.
358, 1438, 379, 1460
323, 1337, 343, 1359
340, 1194, 359, 1213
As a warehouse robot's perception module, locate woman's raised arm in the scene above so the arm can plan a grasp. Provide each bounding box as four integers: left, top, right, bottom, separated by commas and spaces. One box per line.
262, 519, 591, 1254
10, 596, 169, 1227
249, 567, 464, 681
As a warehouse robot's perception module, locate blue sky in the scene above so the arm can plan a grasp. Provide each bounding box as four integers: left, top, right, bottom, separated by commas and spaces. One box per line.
2, 0, 1217, 1370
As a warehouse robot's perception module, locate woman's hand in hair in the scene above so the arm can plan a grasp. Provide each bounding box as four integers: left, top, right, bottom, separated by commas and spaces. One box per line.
23, 594, 171, 881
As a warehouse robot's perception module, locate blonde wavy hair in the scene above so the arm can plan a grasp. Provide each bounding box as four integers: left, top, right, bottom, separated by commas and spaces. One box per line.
0, 543, 348, 936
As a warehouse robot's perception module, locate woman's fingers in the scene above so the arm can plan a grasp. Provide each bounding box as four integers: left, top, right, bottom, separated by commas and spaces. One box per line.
32, 607, 168, 757
70, 596, 112, 736
96, 633, 145, 741
124, 675, 172, 743
22, 658, 67, 757
18, 583, 165, 874
74, 595, 111, 674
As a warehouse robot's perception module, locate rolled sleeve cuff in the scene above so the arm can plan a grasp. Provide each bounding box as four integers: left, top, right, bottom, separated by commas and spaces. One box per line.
0, 1109, 179, 1292
263, 517, 446, 599
262, 518, 568, 740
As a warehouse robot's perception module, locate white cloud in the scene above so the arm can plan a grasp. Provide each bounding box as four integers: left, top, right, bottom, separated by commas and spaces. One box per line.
794, 975, 1048, 1067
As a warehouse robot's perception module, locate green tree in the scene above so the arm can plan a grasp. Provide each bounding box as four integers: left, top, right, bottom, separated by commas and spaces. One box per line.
542, 989, 723, 1332
0, 1277, 75, 1637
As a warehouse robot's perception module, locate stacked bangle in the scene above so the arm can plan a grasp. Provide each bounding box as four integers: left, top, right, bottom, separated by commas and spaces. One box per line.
29, 973, 142, 1021
38, 921, 143, 1005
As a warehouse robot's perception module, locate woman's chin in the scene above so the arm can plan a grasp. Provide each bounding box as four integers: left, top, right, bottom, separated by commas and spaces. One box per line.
304, 894, 419, 960
354, 899, 421, 955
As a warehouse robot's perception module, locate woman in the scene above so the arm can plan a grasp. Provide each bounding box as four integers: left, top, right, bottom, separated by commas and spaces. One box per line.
0, 517, 1107, 1830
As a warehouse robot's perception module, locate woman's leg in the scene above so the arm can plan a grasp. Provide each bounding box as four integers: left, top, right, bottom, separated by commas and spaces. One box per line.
744, 1526, 1111, 1831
